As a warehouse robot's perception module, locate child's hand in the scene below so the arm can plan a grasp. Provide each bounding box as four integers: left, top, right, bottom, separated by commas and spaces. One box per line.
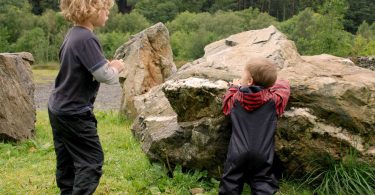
109, 59, 125, 73
231, 79, 241, 86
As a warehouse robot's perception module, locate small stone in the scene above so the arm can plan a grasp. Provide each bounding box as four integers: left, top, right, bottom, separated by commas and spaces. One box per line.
190, 188, 205, 195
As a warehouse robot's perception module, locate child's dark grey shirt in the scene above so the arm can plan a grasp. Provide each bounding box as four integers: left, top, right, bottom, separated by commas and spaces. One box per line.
48, 26, 107, 115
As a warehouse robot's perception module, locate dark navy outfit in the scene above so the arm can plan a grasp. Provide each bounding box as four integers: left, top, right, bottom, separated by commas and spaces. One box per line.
48, 26, 107, 195
219, 81, 290, 195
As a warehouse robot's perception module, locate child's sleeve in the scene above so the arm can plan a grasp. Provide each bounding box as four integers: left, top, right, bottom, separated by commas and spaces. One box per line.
269, 80, 291, 116
78, 38, 107, 73
222, 85, 239, 115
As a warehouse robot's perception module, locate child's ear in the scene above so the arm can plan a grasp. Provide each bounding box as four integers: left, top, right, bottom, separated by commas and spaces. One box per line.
248, 76, 253, 85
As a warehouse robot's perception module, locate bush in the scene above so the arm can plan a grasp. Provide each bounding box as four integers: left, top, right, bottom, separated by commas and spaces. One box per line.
134, 0, 179, 23
351, 35, 375, 56
303, 151, 375, 194
171, 29, 218, 60
102, 11, 150, 34
97, 32, 131, 59
280, 8, 353, 56
11, 27, 49, 63
235, 8, 278, 30
168, 9, 278, 61
0, 27, 10, 52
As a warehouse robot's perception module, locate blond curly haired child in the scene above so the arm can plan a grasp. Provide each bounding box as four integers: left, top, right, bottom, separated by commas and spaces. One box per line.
48, 0, 124, 194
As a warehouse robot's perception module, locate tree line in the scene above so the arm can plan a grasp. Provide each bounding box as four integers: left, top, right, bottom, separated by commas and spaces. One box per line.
0, 0, 374, 63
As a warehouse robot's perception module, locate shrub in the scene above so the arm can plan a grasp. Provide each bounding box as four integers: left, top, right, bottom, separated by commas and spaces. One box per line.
302, 150, 375, 194
102, 11, 150, 34
97, 32, 131, 59
11, 27, 49, 63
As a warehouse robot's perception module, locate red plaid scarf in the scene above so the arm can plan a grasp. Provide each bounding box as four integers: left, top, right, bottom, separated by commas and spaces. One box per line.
222, 80, 290, 117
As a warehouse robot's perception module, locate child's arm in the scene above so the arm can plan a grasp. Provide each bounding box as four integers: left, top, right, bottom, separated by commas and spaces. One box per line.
92, 60, 124, 85
269, 80, 291, 116
222, 82, 240, 115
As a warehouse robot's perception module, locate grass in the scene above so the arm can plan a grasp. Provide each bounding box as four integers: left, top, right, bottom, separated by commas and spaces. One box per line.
302, 151, 375, 195
32, 69, 59, 84
0, 111, 315, 194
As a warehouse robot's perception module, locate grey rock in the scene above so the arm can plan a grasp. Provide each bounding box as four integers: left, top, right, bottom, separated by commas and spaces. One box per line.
130, 26, 375, 177
114, 22, 177, 118
0, 52, 35, 141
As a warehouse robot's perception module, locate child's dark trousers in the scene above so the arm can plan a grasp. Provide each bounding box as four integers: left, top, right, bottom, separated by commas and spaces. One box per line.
219, 101, 279, 195
49, 109, 104, 195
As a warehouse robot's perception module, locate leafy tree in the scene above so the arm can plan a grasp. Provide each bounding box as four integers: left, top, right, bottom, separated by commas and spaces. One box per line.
356, 21, 373, 40
168, 8, 277, 60
171, 29, 217, 60
235, 8, 277, 30
28, 0, 59, 15
37, 10, 70, 61
134, 0, 179, 23
0, 2, 38, 43
0, 27, 10, 52
344, 0, 375, 33
11, 27, 49, 62
98, 32, 131, 58
209, 0, 237, 12
205, 10, 244, 36
280, 6, 352, 56
116, 0, 134, 14
167, 12, 210, 33
101, 11, 150, 34
0, 0, 29, 13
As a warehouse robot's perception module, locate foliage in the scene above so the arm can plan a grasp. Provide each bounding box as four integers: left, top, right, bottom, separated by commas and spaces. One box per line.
168, 8, 277, 60
101, 10, 150, 34
10, 27, 49, 63
97, 32, 131, 58
171, 28, 217, 60
134, 0, 180, 23
1, 0, 375, 63
280, 7, 353, 56
344, 0, 375, 33
0, 27, 9, 51
302, 150, 375, 195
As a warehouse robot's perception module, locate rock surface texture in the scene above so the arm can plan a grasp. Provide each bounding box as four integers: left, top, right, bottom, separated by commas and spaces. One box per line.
114, 22, 177, 118
130, 26, 375, 177
0, 52, 35, 141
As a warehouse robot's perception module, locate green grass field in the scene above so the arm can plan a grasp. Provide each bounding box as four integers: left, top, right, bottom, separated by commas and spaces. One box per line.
0, 111, 314, 194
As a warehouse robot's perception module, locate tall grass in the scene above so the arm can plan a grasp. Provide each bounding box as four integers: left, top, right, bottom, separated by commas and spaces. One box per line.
302, 151, 375, 195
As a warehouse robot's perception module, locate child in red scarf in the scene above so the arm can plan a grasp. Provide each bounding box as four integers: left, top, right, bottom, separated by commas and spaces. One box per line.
219, 58, 290, 195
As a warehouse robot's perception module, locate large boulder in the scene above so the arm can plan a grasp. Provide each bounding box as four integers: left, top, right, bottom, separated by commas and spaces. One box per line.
131, 26, 375, 177
0, 52, 35, 141
114, 22, 177, 118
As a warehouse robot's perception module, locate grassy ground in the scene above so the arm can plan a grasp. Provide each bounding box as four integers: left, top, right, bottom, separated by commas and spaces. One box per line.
0, 111, 313, 194
32, 69, 59, 84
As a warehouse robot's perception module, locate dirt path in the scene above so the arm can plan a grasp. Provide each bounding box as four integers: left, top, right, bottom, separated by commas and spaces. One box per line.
34, 82, 123, 110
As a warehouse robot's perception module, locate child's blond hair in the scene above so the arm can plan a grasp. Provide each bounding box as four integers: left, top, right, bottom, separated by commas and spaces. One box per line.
60, 0, 114, 24
245, 57, 277, 88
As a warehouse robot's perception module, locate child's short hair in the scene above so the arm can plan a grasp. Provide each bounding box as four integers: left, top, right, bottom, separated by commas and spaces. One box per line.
245, 57, 277, 88
60, 0, 114, 24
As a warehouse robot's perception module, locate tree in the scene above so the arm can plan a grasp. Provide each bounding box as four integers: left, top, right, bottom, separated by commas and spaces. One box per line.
28, 0, 59, 15
116, 0, 133, 14
98, 32, 131, 58
344, 0, 375, 33
280, 6, 352, 56
101, 11, 150, 34
0, 27, 10, 52
134, 0, 179, 23
11, 27, 49, 62
356, 21, 373, 40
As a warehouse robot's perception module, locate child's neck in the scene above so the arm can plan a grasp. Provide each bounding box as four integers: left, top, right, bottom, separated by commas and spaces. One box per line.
75, 21, 94, 32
